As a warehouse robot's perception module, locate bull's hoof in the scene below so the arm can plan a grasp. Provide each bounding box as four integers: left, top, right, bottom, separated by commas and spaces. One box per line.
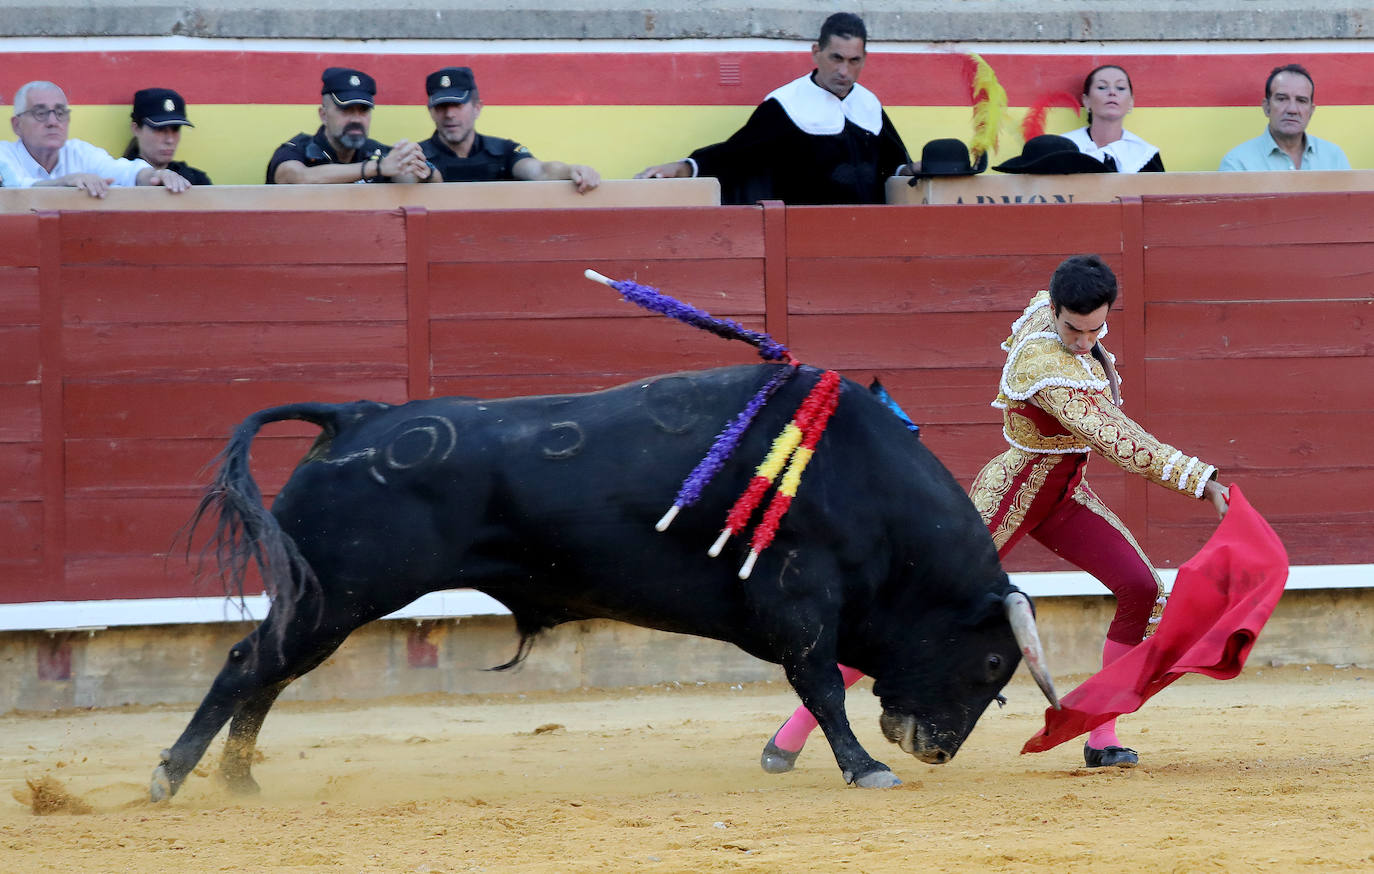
1084, 742, 1139, 768
219, 770, 262, 796
150, 764, 173, 803
849, 768, 902, 789
760, 733, 801, 774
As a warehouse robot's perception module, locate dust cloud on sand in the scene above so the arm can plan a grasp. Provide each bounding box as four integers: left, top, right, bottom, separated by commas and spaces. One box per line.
2, 666, 1371, 872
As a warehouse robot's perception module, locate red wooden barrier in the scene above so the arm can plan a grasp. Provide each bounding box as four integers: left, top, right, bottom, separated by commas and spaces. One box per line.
2, 195, 1370, 605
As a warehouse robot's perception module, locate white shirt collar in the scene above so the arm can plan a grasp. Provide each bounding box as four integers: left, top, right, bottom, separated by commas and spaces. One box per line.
765, 72, 883, 136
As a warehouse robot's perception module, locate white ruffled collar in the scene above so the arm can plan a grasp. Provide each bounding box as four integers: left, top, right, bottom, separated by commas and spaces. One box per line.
1062, 126, 1158, 173
765, 72, 883, 136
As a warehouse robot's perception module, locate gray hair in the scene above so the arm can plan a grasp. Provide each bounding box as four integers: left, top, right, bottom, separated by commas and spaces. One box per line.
13, 81, 67, 115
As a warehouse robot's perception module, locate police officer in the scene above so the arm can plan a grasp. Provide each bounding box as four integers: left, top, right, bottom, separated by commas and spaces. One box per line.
266, 67, 433, 184
420, 66, 600, 193
123, 88, 211, 185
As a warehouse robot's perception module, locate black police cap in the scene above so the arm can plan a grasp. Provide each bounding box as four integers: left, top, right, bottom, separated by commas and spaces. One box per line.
321, 67, 376, 107
426, 67, 477, 106
131, 87, 193, 128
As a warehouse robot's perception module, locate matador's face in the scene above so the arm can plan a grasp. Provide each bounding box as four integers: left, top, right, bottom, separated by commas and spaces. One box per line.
1052, 304, 1109, 356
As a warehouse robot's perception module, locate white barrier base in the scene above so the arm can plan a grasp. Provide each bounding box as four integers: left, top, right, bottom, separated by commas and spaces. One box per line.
1, 565, 1368, 633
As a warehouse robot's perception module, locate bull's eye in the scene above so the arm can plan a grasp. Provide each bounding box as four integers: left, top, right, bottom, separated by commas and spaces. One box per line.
985, 654, 1003, 673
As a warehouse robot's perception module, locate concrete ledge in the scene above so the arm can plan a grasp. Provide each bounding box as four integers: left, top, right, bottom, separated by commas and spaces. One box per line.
1, 1, 1369, 41
3, 588, 1369, 714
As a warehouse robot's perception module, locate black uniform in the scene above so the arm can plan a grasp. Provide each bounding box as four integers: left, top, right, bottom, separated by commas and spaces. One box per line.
421, 132, 532, 182
265, 126, 392, 184
121, 143, 212, 185
690, 75, 910, 206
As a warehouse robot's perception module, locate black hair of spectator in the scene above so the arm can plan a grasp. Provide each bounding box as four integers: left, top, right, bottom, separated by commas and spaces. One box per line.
819, 12, 867, 48
122, 138, 139, 160
1049, 254, 1119, 315
1081, 64, 1133, 125
1264, 63, 1315, 101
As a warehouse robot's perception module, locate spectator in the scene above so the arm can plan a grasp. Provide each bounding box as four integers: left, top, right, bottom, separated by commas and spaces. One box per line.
266, 67, 432, 184
1, 80, 190, 197
420, 67, 601, 193
1061, 65, 1163, 173
993, 134, 1113, 175
1219, 64, 1350, 171
122, 88, 211, 186
634, 12, 914, 205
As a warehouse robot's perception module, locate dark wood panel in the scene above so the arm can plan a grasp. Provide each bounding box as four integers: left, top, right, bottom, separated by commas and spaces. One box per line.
1145, 412, 1374, 470
428, 259, 765, 320
1141, 193, 1374, 248
431, 372, 702, 400
62, 323, 407, 379
0, 443, 41, 501
0, 560, 45, 602
851, 367, 1004, 426
0, 326, 40, 383
0, 215, 39, 268
1149, 520, 1371, 568
58, 211, 407, 265
63, 555, 232, 601
66, 495, 199, 554
64, 379, 407, 438
61, 265, 407, 323
787, 312, 1012, 369
0, 267, 39, 323
1144, 357, 1360, 414
1144, 300, 1374, 359
65, 436, 312, 495
1143, 242, 1374, 304
1148, 468, 1374, 521
0, 501, 43, 562
425, 208, 766, 262
784, 203, 1124, 258
0, 385, 41, 443
430, 317, 765, 377
786, 253, 1105, 315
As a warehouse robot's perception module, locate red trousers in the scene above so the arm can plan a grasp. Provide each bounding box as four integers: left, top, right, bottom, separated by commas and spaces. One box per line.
975, 448, 1164, 644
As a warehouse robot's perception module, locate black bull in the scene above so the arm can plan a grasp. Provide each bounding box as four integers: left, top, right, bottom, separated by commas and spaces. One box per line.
151, 363, 1057, 799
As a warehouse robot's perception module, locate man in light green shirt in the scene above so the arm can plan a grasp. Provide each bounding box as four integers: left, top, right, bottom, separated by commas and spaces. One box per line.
1219, 63, 1350, 171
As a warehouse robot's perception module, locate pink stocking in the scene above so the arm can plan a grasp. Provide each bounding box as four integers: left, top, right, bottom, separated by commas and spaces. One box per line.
772, 664, 866, 752
1087, 638, 1136, 748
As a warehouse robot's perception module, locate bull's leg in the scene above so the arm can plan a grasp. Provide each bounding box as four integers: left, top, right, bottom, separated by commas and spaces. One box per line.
782, 659, 900, 788
151, 605, 357, 802
218, 681, 288, 795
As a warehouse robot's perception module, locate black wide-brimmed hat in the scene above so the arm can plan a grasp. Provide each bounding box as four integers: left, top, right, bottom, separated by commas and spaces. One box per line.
993, 134, 1111, 175
908, 138, 988, 183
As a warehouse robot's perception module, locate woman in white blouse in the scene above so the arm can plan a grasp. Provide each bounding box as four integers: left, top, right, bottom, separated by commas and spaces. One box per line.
1062, 64, 1164, 173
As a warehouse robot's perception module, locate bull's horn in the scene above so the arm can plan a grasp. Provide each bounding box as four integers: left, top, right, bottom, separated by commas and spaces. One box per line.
1004, 591, 1060, 710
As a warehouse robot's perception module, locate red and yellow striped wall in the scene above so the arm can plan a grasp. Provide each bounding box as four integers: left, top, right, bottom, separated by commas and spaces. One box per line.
4, 44, 1372, 185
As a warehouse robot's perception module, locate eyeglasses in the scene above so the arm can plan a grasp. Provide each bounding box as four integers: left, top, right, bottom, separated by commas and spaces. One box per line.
17, 106, 71, 122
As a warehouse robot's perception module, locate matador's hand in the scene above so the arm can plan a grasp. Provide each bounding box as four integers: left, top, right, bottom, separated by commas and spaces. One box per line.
1203, 480, 1229, 519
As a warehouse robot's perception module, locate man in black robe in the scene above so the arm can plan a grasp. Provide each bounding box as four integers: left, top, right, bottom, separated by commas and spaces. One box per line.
635, 12, 914, 205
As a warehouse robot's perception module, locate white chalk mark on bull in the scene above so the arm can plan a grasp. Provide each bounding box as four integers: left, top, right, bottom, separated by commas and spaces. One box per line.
541, 421, 585, 459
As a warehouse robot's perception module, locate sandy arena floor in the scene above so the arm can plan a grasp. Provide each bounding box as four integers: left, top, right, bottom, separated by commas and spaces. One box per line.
2, 665, 1371, 873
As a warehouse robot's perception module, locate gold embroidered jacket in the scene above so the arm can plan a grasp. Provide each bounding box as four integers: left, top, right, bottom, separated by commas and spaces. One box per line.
992, 291, 1217, 499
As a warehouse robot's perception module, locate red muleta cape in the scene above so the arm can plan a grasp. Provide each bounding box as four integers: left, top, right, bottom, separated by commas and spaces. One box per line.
1022, 484, 1288, 754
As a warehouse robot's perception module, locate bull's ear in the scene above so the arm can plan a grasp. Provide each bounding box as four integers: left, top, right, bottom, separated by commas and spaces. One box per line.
961, 590, 1009, 627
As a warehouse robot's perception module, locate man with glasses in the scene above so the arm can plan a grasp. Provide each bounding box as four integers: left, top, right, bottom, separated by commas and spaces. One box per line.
2, 80, 190, 196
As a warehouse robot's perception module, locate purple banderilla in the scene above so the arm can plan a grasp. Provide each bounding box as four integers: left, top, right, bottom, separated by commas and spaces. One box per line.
608, 278, 792, 362
593, 277, 800, 529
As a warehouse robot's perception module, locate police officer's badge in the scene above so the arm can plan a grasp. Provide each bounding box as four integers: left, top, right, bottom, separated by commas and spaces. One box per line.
440, 76, 451, 87
164, 99, 175, 112
349, 75, 360, 86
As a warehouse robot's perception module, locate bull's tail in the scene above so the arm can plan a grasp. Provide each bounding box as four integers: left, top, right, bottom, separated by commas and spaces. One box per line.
182, 402, 344, 635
